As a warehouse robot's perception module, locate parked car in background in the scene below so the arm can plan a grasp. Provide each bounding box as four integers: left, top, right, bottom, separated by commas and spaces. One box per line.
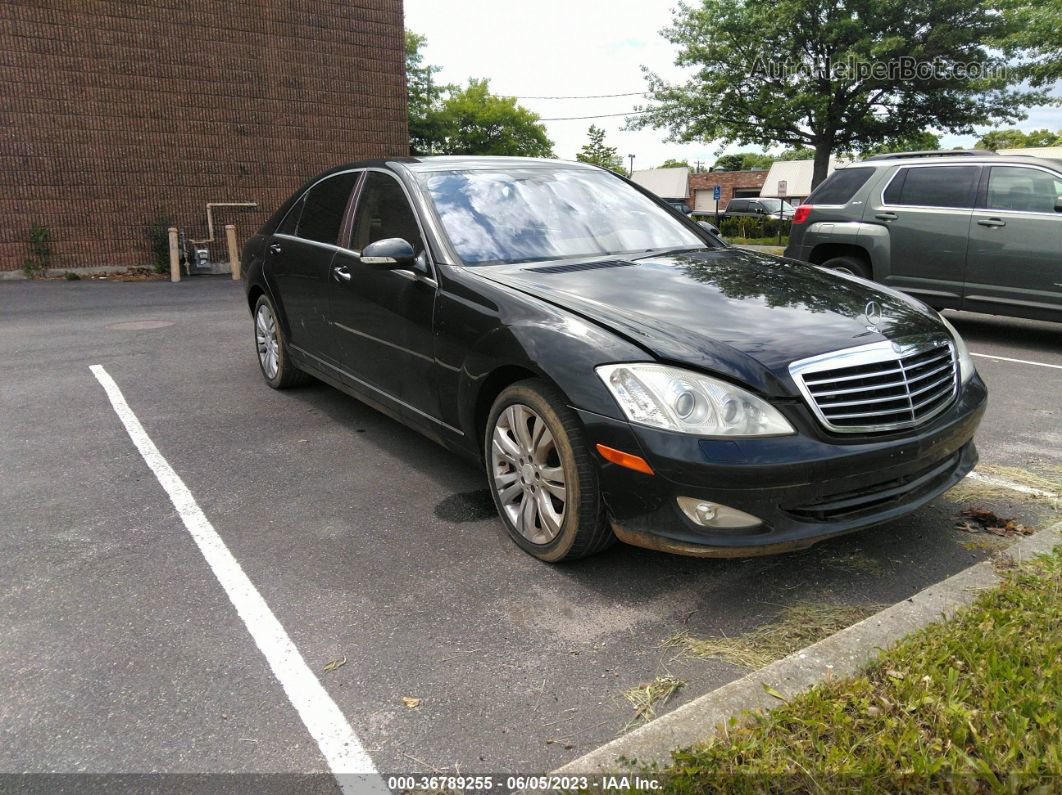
785, 151, 1062, 323
243, 156, 985, 563
724, 197, 796, 220
664, 198, 693, 216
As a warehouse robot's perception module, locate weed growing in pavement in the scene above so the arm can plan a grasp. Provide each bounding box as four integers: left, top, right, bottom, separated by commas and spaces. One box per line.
22, 222, 52, 277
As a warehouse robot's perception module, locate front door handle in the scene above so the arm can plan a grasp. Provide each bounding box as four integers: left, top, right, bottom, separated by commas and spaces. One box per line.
977, 218, 1006, 228
333, 265, 352, 282
268, 243, 282, 255
875, 212, 898, 221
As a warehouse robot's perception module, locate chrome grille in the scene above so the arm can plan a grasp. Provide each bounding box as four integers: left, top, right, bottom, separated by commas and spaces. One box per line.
789, 335, 958, 433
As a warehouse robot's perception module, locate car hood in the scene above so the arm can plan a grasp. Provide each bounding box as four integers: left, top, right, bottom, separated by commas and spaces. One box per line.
476, 247, 944, 396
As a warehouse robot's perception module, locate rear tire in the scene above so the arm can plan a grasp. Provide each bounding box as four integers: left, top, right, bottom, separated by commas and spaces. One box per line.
484, 379, 614, 562
253, 294, 308, 389
821, 255, 871, 279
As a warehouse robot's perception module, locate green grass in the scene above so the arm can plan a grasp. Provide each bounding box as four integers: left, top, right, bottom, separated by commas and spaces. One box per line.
660, 548, 1062, 792
731, 236, 789, 247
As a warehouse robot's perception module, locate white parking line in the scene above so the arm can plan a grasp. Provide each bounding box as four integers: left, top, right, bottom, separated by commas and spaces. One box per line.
90, 365, 383, 794
971, 352, 1062, 371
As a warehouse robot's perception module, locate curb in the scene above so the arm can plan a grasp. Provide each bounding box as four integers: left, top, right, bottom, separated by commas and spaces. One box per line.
554, 519, 1062, 776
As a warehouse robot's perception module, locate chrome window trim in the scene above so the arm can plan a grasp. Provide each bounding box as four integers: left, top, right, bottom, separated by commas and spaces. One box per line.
979, 163, 1062, 216
878, 163, 982, 211
789, 334, 958, 434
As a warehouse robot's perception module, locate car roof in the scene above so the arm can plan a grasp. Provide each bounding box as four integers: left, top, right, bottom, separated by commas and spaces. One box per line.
851, 153, 1062, 171
309, 155, 600, 179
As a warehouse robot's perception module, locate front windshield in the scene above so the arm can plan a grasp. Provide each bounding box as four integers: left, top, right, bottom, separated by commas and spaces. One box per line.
417, 167, 706, 265
758, 198, 795, 212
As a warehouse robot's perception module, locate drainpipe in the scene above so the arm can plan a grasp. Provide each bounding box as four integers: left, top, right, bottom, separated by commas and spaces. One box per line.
190, 202, 258, 244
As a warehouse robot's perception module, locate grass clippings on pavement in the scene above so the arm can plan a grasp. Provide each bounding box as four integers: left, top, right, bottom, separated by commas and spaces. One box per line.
660, 548, 1062, 793
623, 675, 685, 731
667, 602, 882, 670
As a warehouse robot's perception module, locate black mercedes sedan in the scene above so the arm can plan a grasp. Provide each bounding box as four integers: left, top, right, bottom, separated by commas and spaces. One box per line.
242, 156, 987, 562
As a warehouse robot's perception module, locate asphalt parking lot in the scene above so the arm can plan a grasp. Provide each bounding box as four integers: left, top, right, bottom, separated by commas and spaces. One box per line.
2, 277, 1060, 782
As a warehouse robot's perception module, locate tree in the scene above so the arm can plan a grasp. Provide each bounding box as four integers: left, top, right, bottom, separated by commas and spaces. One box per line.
631, 0, 1048, 188
995, 0, 1062, 86
658, 158, 692, 170
858, 131, 941, 157
405, 31, 454, 155
714, 152, 773, 171
431, 79, 555, 157
975, 128, 1062, 151
776, 148, 816, 161
576, 125, 624, 171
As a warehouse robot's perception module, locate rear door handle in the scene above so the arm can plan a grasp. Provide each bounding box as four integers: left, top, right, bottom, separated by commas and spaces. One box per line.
977, 218, 1006, 228
333, 265, 352, 282
268, 242, 282, 255
875, 212, 898, 221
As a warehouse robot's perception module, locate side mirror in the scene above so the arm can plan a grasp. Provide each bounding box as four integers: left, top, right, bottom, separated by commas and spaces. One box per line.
697, 221, 722, 237
361, 237, 415, 269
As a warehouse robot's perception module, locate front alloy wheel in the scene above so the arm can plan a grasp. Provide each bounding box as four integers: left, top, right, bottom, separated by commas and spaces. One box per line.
491, 404, 567, 544
485, 379, 614, 562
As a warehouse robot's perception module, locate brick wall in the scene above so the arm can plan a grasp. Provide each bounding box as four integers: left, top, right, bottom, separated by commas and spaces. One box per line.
0, 0, 408, 271
688, 170, 768, 213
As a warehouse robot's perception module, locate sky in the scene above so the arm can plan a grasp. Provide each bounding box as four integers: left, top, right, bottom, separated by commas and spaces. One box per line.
403, 0, 1062, 167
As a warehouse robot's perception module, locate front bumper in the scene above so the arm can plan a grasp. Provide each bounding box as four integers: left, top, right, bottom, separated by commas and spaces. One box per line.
577, 375, 987, 557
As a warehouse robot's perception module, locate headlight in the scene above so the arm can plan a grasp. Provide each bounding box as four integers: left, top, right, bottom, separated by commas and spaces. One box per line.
596, 363, 795, 437
937, 314, 975, 384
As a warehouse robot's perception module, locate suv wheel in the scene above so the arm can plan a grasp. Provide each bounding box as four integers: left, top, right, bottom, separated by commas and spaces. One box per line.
821, 255, 870, 279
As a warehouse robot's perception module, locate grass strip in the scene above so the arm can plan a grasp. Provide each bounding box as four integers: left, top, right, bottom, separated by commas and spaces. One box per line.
660, 549, 1062, 792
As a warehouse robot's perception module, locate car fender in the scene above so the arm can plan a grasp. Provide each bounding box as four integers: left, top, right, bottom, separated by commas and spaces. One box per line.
436, 275, 651, 442
806, 221, 890, 278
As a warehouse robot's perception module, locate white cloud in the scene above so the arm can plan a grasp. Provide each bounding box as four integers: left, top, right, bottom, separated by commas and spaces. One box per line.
405, 0, 1062, 163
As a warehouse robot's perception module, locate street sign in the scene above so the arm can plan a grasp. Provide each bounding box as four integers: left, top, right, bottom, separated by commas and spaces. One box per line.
712, 185, 721, 201
777, 180, 787, 197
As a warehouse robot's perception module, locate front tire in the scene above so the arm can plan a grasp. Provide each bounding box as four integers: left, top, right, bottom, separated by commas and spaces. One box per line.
484, 380, 614, 562
253, 295, 307, 389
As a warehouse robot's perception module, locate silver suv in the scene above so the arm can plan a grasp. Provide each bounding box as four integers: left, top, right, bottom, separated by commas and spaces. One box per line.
785, 151, 1062, 322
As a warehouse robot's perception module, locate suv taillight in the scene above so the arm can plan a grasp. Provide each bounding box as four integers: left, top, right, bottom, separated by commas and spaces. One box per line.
792, 205, 812, 224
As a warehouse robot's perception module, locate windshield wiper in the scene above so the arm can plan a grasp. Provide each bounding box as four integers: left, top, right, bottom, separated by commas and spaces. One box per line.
629, 246, 707, 261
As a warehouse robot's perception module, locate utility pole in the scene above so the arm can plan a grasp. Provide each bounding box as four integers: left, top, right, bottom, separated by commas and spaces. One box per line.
628, 154, 635, 177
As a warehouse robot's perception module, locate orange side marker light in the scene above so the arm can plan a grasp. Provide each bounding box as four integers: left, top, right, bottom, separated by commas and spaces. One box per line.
595, 444, 654, 475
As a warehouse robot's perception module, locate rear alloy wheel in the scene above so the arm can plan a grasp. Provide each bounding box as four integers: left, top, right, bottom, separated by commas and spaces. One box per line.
485, 380, 614, 562
821, 255, 871, 279
253, 295, 307, 389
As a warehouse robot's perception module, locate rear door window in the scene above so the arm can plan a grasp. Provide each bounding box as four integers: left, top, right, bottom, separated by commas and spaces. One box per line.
728, 200, 747, 212
275, 197, 303, 236
985, 166, 1062, 213
883, 166, 979, 209
807, 167, 874, 204
296, 172, 358, 244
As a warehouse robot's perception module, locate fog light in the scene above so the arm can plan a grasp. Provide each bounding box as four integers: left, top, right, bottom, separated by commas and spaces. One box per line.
677, 497, 761, 531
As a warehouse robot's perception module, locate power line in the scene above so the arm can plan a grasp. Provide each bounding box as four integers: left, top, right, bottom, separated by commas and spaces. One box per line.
538, 110, 651, 121
512, 91, 645, 99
